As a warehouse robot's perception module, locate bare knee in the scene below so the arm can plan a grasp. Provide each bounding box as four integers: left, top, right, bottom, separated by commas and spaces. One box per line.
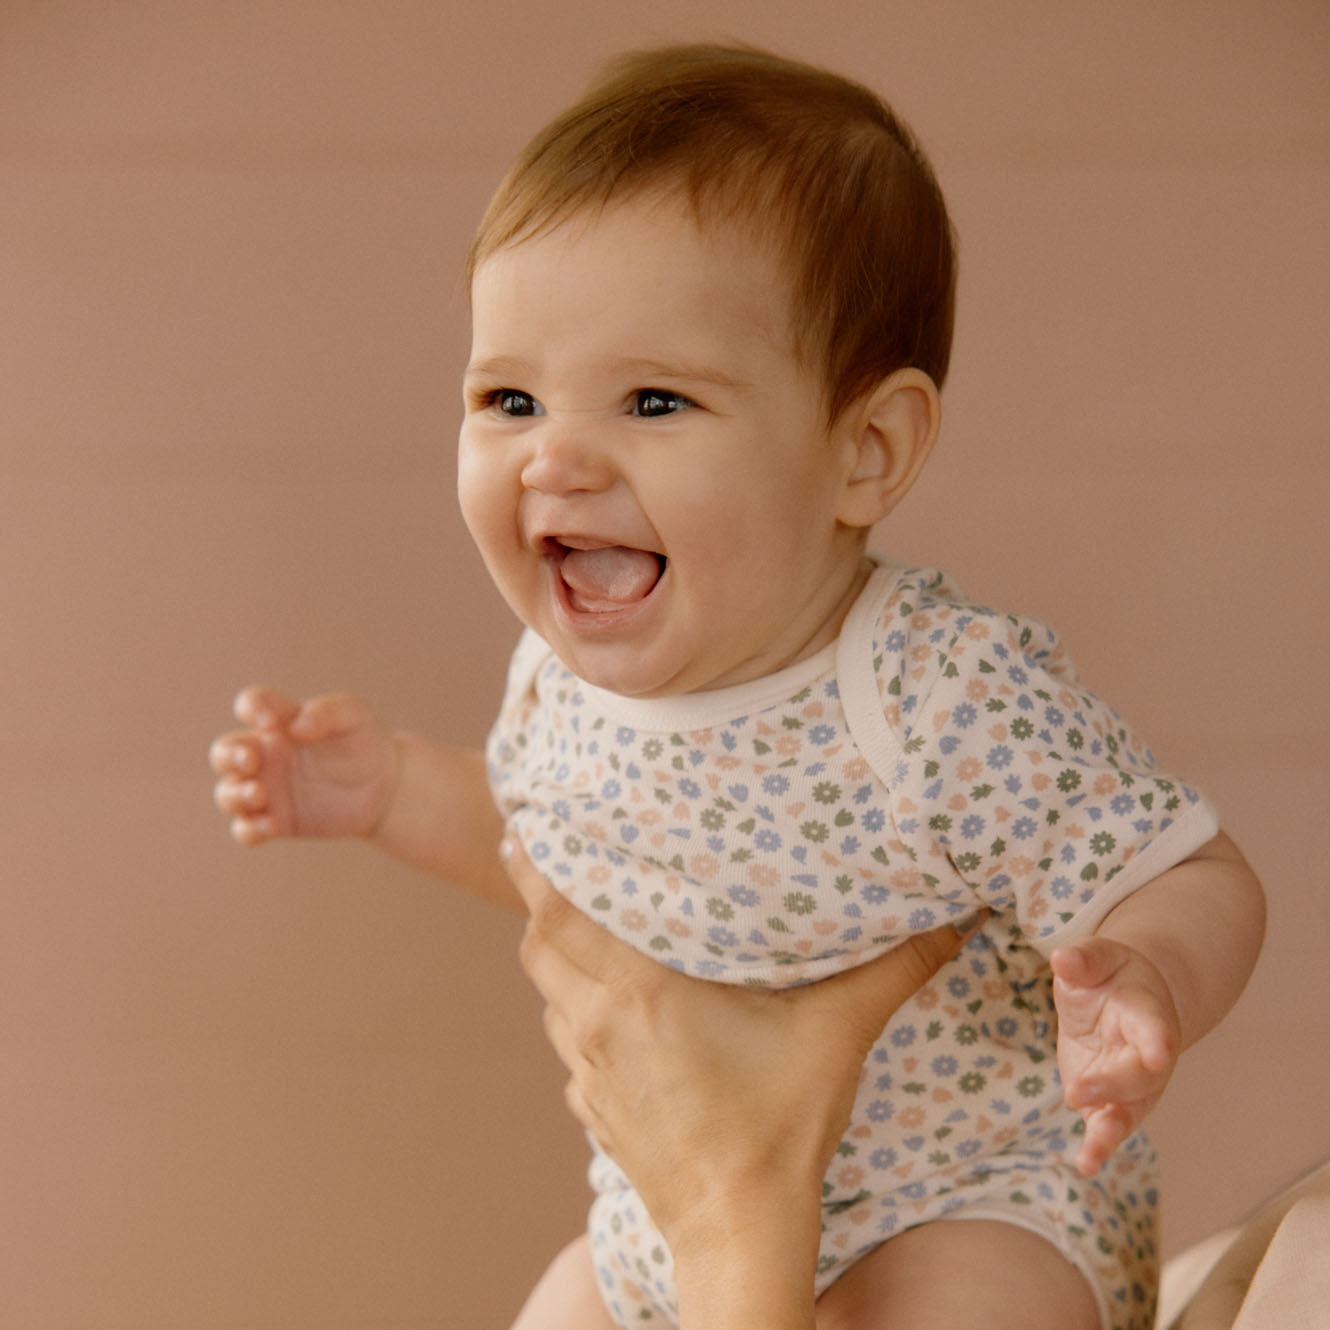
511, 1234, 617, 1330
816, 1220, 1100, 1330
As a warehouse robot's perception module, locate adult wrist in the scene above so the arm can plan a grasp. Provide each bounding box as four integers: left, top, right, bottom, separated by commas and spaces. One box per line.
670, 1188, 822, 1330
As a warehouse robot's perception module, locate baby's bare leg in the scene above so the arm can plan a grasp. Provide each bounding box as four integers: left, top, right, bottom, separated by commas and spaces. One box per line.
815, 1219, 1101, 1330
510, 1234, 619, 1330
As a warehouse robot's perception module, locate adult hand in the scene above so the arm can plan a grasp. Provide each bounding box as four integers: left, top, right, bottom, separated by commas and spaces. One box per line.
507, 837, 977, 1298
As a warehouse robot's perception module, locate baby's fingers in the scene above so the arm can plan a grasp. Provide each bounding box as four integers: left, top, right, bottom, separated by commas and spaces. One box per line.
233, 685, 301, 732
212, 771, 278, 845
1064, 1043, 1163, 1112
209, 731, 263, 776
1075, 1103, 1136, 1178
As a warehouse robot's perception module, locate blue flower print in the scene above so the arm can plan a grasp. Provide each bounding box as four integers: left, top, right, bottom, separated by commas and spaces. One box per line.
754, 828, 782, 853
762, 773, 790, 797
952, 702, 977, 729
869, 1147, 898, 1170
866, 1099, 895, 1123
986, 745, 1014, 770
861, 808, 886, 833
809, 725, 837, 746
728, 884, 759, 908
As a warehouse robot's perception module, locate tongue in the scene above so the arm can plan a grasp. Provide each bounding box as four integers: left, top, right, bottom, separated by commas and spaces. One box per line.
560, 546, 661, 611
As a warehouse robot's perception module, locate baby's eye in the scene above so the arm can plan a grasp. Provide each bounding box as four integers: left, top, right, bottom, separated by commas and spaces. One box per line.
494, 390, 544, 417
632, 389, 694, 418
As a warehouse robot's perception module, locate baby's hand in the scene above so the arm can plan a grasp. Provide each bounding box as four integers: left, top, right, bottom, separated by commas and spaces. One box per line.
209, 686, 399, 846
1050, 937, 1181, 1178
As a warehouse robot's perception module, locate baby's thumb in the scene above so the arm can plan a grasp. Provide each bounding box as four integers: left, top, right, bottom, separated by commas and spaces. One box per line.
1051, 936, 1129, 993
289, 691, 371, 742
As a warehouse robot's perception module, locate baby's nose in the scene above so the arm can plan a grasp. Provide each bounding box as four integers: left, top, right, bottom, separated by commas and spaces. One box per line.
519, 426, 616, 496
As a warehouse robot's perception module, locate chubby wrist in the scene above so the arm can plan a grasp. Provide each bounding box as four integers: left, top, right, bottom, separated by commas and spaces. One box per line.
362, 730, 413, 853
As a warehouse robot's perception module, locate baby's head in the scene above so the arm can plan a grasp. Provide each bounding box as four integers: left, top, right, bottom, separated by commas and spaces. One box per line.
468, 43, 956, 423
460, 45, 956, 699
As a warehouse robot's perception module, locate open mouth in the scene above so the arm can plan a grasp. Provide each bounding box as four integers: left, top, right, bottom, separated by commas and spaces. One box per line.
547, 540, 666, 615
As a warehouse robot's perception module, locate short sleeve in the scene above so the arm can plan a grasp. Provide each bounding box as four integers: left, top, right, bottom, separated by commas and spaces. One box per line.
842, 571, 1220, 952
485, 628, 555, 814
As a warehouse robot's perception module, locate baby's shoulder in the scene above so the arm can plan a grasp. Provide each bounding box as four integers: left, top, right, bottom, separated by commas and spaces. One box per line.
843, 565, 1076, 741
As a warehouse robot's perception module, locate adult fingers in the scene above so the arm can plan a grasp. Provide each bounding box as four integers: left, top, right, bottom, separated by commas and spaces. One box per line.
507, 838, 649, 989
513, 853, 607, 1019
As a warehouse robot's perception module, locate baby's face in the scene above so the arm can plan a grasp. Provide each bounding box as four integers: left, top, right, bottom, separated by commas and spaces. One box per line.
459, 198, 870, 698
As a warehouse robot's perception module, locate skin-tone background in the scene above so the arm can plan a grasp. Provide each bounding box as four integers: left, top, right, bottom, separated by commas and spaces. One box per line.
2, 2, 1327, 1326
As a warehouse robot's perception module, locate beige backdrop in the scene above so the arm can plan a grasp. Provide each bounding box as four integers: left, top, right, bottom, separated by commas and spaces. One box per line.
3, 2, 1328, 1326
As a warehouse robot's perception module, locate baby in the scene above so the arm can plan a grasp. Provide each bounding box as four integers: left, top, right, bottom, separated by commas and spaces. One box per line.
211, 44, 1264, 1330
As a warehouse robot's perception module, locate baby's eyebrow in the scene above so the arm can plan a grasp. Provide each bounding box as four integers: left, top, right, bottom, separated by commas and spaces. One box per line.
465, 354, 751, 394
609, 358, 750, 392
464, 355, 529, 382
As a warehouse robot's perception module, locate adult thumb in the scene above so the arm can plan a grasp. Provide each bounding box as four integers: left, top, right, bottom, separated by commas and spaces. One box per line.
824, 913, 985, 1046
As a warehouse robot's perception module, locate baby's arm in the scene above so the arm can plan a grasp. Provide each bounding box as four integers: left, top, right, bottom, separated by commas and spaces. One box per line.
210, 686, 518, 911
1051, 830, 1264, 1176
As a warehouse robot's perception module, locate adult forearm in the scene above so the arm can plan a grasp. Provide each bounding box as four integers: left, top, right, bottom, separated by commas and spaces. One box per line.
370, 736, 520, 911
1096, 831, 1264, 1049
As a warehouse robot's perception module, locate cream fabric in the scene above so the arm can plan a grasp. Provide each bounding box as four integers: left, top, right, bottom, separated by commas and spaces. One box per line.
1158, 1158, 1330, 1329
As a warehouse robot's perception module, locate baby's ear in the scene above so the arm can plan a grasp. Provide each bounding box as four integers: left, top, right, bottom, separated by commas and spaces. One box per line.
836, 369, 941, 529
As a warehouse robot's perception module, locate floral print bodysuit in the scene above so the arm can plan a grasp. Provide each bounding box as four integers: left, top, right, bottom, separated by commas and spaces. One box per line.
488, 563, 1219, 1330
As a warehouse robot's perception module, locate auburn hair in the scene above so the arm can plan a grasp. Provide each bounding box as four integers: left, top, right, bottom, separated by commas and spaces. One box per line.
466, 44, 957, 423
